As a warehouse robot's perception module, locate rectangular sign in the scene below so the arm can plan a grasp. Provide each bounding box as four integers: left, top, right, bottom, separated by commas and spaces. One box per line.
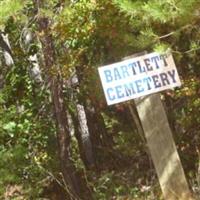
98, 52, 181, 105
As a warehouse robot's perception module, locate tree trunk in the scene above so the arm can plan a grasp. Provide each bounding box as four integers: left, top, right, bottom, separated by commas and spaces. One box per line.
51, 77, 81, 199
75, 66, 112, 166
69, 72, 95, 169
0, 31, 14, 66
76, 103, 95, 167
33, 1, 85, 198
84, 100, 112, 157
21, 28, 43, 84
0, 31, 14, 89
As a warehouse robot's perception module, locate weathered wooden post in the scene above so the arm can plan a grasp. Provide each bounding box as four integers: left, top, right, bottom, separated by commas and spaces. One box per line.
126, 53, 193, 200
98, 51, 194, 200
135, 93, 192, 200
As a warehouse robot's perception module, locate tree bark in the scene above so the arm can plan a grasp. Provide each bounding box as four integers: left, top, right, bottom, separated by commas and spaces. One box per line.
84, 100, 112, 156
0, 31, 14, 66
21, 28, 43, 84
69, 72, 95, 169
75, 66, 112, 166
0, 30, 14, 89
33, 1, 84, 199
76, 103, 95, 167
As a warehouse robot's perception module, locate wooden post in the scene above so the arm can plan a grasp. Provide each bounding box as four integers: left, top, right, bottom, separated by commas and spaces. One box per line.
135, 94, 193, 200
124, 53, 193, 200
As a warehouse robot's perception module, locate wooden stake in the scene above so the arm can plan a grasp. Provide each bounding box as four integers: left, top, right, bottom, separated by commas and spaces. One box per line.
135, 94, 193, 200
124, 53, 194, 200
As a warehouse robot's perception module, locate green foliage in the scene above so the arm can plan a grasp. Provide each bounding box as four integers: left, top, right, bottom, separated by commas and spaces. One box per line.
115, 0, 199, 24
0, 0, 200, 199
113, 0, 144, 18
114, 0, 200, 53
91, 169, 162, 199
0, 17, 57, 198
0, 0, 24, 28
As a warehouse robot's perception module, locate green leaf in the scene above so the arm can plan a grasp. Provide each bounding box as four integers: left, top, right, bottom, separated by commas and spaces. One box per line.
3, 121, 16, 132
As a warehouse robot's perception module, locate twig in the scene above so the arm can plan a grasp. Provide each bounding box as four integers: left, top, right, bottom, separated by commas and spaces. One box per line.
158, 24, 192, 40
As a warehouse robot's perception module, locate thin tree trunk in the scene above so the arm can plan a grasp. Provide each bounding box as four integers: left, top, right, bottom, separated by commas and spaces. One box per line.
21, 28, 43, 83
84, 100, 111, 150
76, 103, 95, 167
0, 31, 14, 66
69, 72, 95, 169
33, 1, 84, 198
0, 31, 14, 89
75, 66, 112, 166
68, 103, 95, 169
51, 77, 81, 199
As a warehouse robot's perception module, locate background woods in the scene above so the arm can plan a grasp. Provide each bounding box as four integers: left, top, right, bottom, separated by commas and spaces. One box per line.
0, 0, 200, 199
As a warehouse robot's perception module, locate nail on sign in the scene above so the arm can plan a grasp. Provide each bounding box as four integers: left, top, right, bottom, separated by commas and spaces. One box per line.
98, 52, 181, 105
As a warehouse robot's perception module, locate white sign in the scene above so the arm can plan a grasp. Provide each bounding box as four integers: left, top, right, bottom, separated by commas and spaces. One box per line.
98, 52, 181, 105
